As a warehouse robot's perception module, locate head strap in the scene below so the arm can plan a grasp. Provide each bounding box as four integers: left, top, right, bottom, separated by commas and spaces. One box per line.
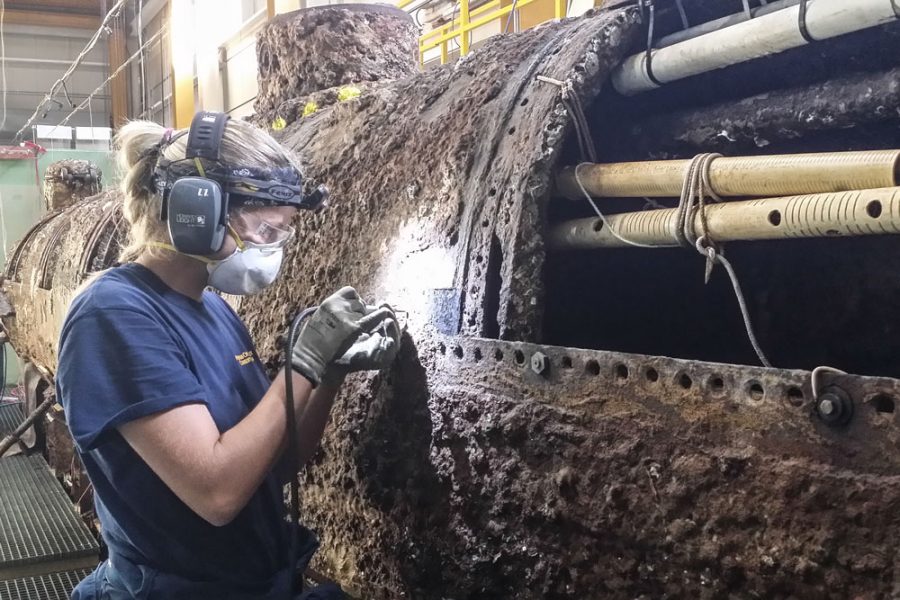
186, 111, 230, 161
147, 110, 328, 213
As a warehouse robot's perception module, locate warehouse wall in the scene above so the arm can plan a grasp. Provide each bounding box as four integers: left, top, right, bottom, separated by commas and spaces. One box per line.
130, 3, 175, 126
0, 24, 111, 143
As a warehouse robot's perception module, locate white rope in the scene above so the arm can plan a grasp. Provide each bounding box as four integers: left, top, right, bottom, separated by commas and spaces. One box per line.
576, 151, 772, 366
573, 163, 669, 249
703, 244, 772, 367
14, 0, 129, 140
675, 153, 772, 367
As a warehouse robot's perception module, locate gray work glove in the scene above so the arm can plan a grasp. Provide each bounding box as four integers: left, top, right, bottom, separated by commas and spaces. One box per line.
321, 307, 401, 385
291, 287, 394, 387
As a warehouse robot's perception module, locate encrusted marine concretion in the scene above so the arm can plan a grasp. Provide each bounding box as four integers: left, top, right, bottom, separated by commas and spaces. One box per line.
2, 3, 900, 599
1, 192, 122, 374
253, 4, 418, 126
42, 160, 102, 212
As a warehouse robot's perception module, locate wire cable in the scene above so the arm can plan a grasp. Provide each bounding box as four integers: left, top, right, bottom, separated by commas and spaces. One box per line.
88, 92, 94, 134
60, 81, 76, 109
451, 0, 461, 50
137, 0, 148, 116
504, 0, 521, 33
44, 28, 166, 138
0, 341, 5, 401
811, 366, 847, 399
699, 243, 772, 367
538, 75, 663, 249
674, 0, 689, 28
14, 0, 128, 140
0, 0, 8, 133
283, 306, 317, 595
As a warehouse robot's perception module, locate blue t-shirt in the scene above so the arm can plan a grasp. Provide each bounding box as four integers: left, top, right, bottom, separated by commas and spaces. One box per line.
56, 263, 295, 597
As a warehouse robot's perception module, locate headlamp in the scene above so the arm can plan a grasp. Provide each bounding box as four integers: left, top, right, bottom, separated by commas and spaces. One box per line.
153, 159, 329, 214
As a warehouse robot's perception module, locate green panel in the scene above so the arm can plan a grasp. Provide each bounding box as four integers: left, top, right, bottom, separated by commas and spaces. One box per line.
0, 150, 115, 187
2, 346, 18, 394
0, 149, 115, 387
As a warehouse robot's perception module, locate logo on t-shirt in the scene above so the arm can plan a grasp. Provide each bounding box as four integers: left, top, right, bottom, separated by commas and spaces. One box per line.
235, 351, 255, 366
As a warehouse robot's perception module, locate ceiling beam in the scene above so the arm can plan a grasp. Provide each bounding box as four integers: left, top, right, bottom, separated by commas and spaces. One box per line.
7, 0, 103, 14
0, 24, 96, 39
3, 9, 101, 30
0, 57, 106, 68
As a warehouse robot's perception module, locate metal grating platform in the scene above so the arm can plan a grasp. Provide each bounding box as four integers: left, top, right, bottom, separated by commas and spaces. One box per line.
0, 454, 98, 580
0, 568, 92, 600
0, 402, 24, 438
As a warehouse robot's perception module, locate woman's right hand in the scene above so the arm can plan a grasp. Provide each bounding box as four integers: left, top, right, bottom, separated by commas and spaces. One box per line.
290, 287, 394, 386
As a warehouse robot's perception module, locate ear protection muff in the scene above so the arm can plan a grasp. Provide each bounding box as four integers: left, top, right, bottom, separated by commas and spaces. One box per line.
164, 111, 231, 255
166, 176, 227, 255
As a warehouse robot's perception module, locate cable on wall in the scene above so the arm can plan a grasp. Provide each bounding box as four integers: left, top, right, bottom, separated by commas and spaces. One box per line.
44, 28, 167, 138
0, 0, 8, 133
14, 0, 129, 140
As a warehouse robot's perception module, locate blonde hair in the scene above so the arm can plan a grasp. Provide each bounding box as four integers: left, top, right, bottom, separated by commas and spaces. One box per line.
115, 118, 303, 263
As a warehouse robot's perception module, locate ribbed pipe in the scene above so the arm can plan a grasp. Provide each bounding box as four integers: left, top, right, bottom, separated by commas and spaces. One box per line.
548, 187, 900, 250
557, 151, 900, 199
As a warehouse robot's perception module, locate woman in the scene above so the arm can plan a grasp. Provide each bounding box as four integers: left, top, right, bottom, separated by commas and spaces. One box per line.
57, 113, 398, 599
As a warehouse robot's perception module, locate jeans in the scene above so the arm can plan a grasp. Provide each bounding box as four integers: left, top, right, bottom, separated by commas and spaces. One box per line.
70, 557, 155, 600
70, 556, 344, 600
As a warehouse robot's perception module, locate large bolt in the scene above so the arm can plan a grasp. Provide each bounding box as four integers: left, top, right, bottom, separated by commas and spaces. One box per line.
815, 386, 854, 426
817, 396, 837, 416
531, 352, 550, 377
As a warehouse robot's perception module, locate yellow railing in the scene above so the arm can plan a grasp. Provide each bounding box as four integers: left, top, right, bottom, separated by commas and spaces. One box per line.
400, 0, 568, 65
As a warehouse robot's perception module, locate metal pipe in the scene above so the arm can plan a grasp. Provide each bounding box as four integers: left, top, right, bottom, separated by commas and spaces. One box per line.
612, 0, 900, 95
556, 151, 900, 200
0, 397, 55, 457
547, 187, 900, 250
657, 0, 799, 48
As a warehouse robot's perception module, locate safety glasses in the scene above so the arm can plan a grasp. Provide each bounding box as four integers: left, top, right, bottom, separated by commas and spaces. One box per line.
228, 207, 296, 249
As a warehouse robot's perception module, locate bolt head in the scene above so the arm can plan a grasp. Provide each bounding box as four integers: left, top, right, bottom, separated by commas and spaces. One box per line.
818, 397, 836, 416
530, 352, 549, 376
816, 387, 854, 427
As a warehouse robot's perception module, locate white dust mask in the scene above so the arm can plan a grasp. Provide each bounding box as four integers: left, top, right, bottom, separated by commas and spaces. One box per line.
207, 243, 283, 295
